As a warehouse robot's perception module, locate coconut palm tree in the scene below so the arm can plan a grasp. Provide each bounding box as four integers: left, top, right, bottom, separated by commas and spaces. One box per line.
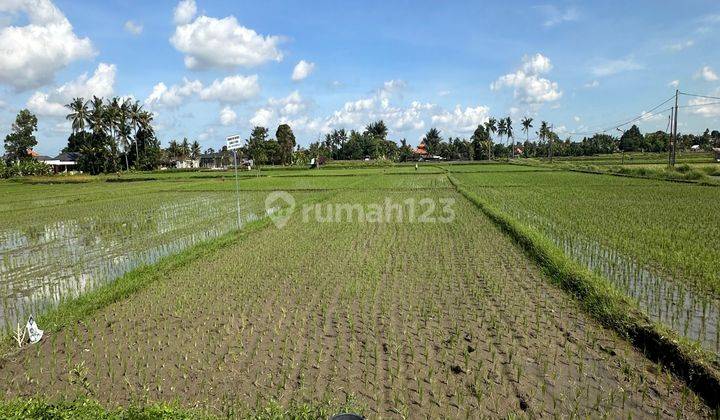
118, 98, 131, 171
521, 117, 533, 147
505, 117, 514, 158
483, 117, 497, 159
127, 99, 143, 168
539, 120, 551, 159
497, 118, 507, 158
65, 98, 89, 134
88, 96, 106, 136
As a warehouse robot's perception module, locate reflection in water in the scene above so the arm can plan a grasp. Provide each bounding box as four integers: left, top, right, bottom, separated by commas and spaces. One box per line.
516, 210, 719, 353
0, 194, 262, 329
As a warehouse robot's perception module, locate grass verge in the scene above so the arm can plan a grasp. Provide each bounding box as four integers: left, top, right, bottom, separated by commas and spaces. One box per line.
448, 174, 720, 408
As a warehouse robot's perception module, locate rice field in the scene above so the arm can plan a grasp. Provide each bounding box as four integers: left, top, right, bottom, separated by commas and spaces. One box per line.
0, 164, 718, 416
451, 168, 720, 352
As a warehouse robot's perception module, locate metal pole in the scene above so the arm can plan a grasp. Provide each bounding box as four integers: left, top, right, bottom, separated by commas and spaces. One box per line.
671, 89, 679, 167
233, 150, 241, 230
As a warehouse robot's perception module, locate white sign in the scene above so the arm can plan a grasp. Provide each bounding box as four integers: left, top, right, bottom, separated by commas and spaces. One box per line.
226, 135, 242, 150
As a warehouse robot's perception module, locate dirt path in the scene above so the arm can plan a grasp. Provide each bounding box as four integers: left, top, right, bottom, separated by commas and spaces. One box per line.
0, 190, 710, 417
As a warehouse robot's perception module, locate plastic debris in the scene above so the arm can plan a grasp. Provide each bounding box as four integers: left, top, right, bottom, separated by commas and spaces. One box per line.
26, 316, 43, 344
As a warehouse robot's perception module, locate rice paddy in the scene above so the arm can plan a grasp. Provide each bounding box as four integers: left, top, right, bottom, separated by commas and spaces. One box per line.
0, 162, 718, 416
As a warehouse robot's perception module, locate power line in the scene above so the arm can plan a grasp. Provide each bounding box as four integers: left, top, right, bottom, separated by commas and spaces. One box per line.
566, 94, 676, 136
678, 101, 720, 109
679, 91, 720, 101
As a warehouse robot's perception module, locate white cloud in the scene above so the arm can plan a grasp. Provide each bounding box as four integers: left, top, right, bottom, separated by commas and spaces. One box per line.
170, 6, 283, 69
696, 66, 718, 82
431, 105, 490, 133
573, 116, 581, 122
27, 63, 116, 116
173, 0, 197, 25
291, 60, 315, 81
521, 53, 552, 74
199, 74, 260, 103
0, 0, 95, 90
667, 40, 694, 52
145, 74, 258, 107
438, 90, 451, 97
536, 5, 579, 27
584, 80, 600, 88
668, 80, 680, 88
219, 106, 236, 126
591, 58, 643, 77
268, 90, 308, 116
491, 53, 562, 104
689, 91, 720, 117
124, 20, 143, 35
250, 108, 274, 127
145, 78, 202, 108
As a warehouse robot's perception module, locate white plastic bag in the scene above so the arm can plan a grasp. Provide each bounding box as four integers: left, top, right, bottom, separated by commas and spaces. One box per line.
26, 316, 43, 344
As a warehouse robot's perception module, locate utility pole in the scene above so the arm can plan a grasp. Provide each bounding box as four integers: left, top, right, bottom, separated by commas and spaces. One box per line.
671, 89, 679, 167
548, 124, 554, 162
668, 108, 674, 167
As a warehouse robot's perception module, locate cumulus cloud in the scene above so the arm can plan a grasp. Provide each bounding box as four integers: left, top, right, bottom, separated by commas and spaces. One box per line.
250, 108, 274, 127
268, 90, 308, 116
291, 60, 315, 81
591, 58, 643, 77
668, 80, 680, 88
491, 53, 562, 104
27, 63, 116, 116
584, 80, 600, 88
219, 106, 237, 126
173, 0, 197, 25
696, 66, 718, 82
0, 0, 95, 90
198, 74, 260, 103
124, 20, 143, 35
170, 1, 283, 70
145, 74, 259, 107
145, 78, 203, 108
431, 105, 490, 133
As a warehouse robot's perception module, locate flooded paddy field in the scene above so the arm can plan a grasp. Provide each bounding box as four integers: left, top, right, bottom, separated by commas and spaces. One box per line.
453, 168, 720, 353
0, 166, 717, 416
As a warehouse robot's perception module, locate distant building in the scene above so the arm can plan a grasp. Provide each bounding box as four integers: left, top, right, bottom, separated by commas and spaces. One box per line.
173, 159, 200, 169
413, 142, 444, 161
199, 152, 226, 169
37, 152, 81, 173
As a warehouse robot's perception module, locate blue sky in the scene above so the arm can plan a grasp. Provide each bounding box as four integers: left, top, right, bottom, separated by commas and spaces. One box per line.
1, 0, 719, 155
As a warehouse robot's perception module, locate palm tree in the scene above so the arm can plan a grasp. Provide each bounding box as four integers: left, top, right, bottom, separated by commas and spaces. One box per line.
521, 117, 533, 153
539, 121, 551, 159
104, 98, 122, 170
127, 99, 143, 168
118, 98, 131, 171
483, 117, 497, 159
505, 117, 514, 158
497, 118, 507, 158
88, 96, 106, 136
65, 98, 89, 134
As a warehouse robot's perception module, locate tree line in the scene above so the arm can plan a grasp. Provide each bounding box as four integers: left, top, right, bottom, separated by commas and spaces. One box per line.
4, 106, 720, 177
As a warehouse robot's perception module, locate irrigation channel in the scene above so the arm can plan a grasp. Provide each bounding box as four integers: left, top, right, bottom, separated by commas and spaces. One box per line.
515, 209, 719, 353
0, 193, 266, 330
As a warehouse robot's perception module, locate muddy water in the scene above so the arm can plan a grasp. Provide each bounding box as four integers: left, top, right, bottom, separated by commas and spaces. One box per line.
518, 210, 720, 353
0, 194, 263, 329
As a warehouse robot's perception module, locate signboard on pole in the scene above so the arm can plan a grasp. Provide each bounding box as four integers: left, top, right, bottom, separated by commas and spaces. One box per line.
226, 135, 242, 150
